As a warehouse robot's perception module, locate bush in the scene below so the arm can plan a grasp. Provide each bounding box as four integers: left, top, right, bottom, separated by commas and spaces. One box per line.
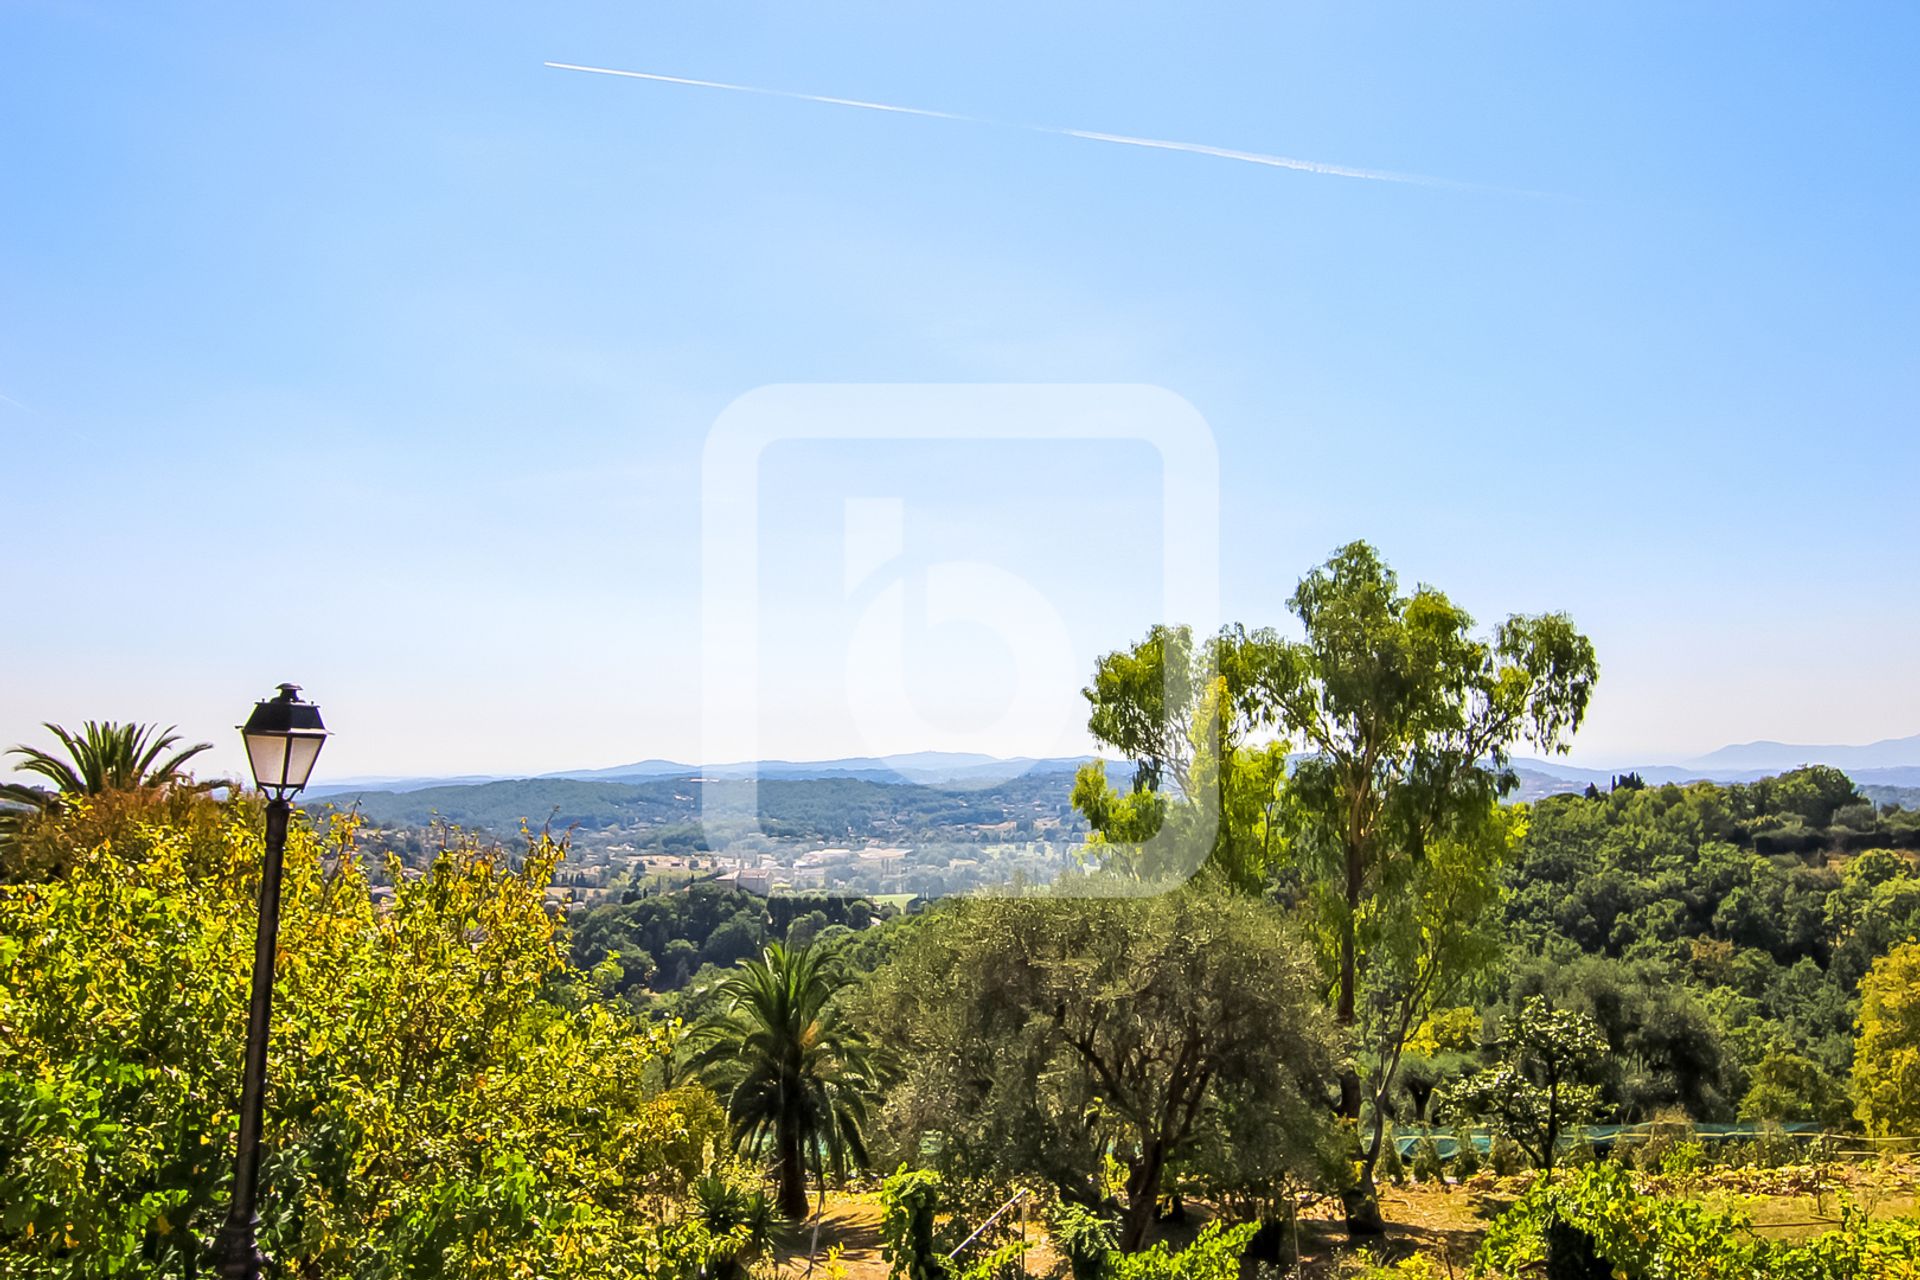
1659, 1140, 1705, 1179
880, 1168, 949, 1280
1755, 1121, 1800, 1168
1452, 1127, 1482, 1179
1380, 1136, 1408, 1185
1048, 1202, 1121, 1280
1333, 1250, 1448, 1279
1106, 1221, 1259, 1280
1412, 1132, 1446, 1184
0, 802, 720, 1279
1489, 1133, 1528, 1177
691, 1169, 787, 1280
1474, 1164, 1920, 1279
1630, 1110, 1696, 1173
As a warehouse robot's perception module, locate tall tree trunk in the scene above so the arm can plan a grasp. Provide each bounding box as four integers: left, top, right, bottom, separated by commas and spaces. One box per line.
1337, 841, 1382, 1234
1119, 1143, 1167, 1253
776, 1122, 811, 1223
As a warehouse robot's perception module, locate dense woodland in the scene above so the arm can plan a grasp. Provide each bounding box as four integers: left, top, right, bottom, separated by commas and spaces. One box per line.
315, 773, 1087, 857
5, 543, 1920, 1279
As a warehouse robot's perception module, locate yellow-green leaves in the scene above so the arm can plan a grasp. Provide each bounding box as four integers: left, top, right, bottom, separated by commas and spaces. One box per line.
1853, 938, 1920, 1138
0, 798, 716, 1279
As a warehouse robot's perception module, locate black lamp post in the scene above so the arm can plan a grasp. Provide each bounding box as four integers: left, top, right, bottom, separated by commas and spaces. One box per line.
217, 684, 327, 1280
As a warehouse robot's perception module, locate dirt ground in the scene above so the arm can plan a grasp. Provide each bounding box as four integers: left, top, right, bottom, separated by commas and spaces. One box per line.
773, 1161, 1920, 1280
771, 1186, 1492, 1280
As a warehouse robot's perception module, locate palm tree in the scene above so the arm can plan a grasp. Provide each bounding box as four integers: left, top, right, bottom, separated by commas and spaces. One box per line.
0, 721, 220, 821
692, 941, 878, 1221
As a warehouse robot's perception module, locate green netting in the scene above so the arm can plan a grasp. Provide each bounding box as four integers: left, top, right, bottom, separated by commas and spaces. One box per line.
1391, 1121, 1822, 1159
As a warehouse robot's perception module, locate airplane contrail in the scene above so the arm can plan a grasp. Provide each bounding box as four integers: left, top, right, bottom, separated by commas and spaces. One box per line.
544, 61, 1463, 189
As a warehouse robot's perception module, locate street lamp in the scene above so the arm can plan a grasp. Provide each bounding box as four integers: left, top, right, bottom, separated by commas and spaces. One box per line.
217, 683, 327, 1280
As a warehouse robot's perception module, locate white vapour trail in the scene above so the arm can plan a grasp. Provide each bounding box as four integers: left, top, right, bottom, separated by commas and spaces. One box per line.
544, 61, 1452, 188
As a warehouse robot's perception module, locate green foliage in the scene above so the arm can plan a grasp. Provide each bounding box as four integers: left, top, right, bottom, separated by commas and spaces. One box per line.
574, 885, 775, 996
1071, 543, 1598, 1221
1740, 1040, 1851, 1127
1486, 1133, 1527, 1178
1378, 1134, 1407, 1184
1451, 1125, 1481, 1178
1852, 938, 1920, 1138
692, 941, 878, 1220
1264, 542, 1596, 1209
864, 887, 1335, 1252
1333, 1255, 1449, 1280
0, 798, 721, 1279
1070, 622, 1287, 889
1410, 1132, 1445, 1184
3, 721, 218, 805
1, 722, 221, 871
1047, 1202, 1121, 1280
689, 1169, 786, 1279
1104, 1221, 1258, 1280
1474, 1163, 1920, 1279
1442, 998, 1607, 1174
1499, 786, 1920, 1127
879, 1167, 948, 1280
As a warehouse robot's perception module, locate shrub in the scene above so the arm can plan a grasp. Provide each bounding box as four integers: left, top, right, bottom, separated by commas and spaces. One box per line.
1047, 1202, 1121, 1280
0, 802, 719, 1279
1631, 1110, 1696, 1173
1380, 1136, 1408, 1185
1106, 1221, 1259, 1280
690, 1169, 786, 1280
1755, 1120, 1800, 1168
1411, 1132, 1446, 1184
1333, 1250, 1448, 1279
1660, 1140, 1705, 1179
880, 1168, 949, 1280
1474, 1164, 1920, 1279
1451, 1127, 1482, 1179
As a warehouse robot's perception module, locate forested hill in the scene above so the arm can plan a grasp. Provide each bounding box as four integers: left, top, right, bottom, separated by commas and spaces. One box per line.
305, 771, 1088, 846
1494, 766, 1920, 1126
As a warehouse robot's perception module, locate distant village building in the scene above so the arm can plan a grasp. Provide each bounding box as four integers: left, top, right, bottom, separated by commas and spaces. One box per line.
714, 867, 775, 895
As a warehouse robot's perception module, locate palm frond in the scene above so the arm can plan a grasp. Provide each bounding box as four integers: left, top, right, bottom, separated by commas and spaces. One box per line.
5, 721, 216, 799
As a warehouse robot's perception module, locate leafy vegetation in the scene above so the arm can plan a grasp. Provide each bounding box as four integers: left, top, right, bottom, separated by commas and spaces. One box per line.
1476, 1163, 1920, 1278
692, 942, 878, 1220
1441, 998, 1607, 1175
862, 885, 1335, 1250
1852, 939, 1920, 1139
0, 797, 724, 1278
0, 722, 221, 871
1072, 541, 1597, 1228
8, 539, 1920, 1277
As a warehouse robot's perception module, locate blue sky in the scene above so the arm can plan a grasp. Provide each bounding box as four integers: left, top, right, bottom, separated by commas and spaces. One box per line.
3, 2, 1917, 780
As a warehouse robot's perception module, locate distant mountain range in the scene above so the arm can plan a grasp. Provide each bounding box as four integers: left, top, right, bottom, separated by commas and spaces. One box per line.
304, 752, 1095, 798
1510, 734, 1920, 795
305, 736, 1920, 802
1682, 733, 1920, 774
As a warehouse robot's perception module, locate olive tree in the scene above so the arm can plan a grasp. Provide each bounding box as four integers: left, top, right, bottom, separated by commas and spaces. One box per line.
862, 886, 1336, 1251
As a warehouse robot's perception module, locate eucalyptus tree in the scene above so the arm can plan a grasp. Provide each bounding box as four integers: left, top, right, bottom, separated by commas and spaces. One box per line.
1262, 542, 1595, 1226
1073, 542, 1597, 1231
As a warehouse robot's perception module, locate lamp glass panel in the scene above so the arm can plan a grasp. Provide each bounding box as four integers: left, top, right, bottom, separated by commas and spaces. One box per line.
245, 733, 293, 790
281, 735, 325, 790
